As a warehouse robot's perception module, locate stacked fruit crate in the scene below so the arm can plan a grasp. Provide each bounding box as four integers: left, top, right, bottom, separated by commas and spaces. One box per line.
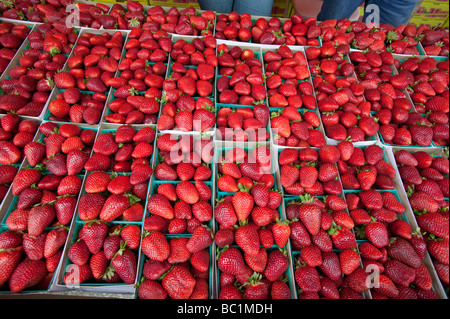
0, 0, 448, 299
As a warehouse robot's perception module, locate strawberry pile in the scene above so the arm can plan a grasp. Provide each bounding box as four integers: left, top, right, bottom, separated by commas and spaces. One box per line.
97, 1, 146, 30
138, 5, 215, 36
348, 50, 422, 146
0, 113, 39, 164
153, 133, 214, 183
318, 20, 386, 52
403, 25, 449, 57
1, 23, 79, 119
146, 135, 214, 234
216, 44, 267, 106
279, 145, 344, 196
0, 152, 85, 293
157, 37, 218, 133
306, 43, 355, 78
0, 114, 39, 204
157, 45, 217, 132
385, 25, 423, 56
168, 51, 216, 100
6, 166, 82, 229
264, 45, 314, 109
0, 21, 29, 75
395, 56, 449, 147
215, 12, 320, 47
89, 124, 155, 173
104, 29, 171, 125
286, 194, 364, 299
27, 122, 96, 174
47, 31, 125, 124
393, 149, 449, 290
63, 221, 141, 286
215, 145, 274, 193
138, 230, 213, 299
0, 224, 67, 293
314, 75, 378, 143
345, 189, 440, 299
217, 246, 292, 299
0, 0, 105, 25
270, 106, 325, 147
395, 149, 449, 209
146, 179, 213, 235
0, 23, 43, 115
213, 146, 293, 299
216, 105, 270, 142
338, 143, 397, 191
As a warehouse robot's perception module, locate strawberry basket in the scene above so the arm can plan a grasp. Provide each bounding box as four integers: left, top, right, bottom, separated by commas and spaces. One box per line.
0, 225, 71, 295
0, 168, 86, 295
269, 106, 326, 149
43, 88, 113, 126
215, 43, 268, 107
103, 87, 163, 125
0, 113, 41, 209
157, 95, 217, 135
386, 146, 449, 298
214, 14, 321, 47
215, 104, 271, 143
0, 20, 36, 80
135, 233, 216, 299
101, 29, 171, 125
276, 146, 346, 198
53, 218, 144, 294
153, 133, 215, 184
215, 245, 296, 299
146, 179, 215, 234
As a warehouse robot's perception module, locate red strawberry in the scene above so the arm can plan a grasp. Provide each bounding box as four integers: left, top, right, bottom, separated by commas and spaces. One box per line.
232, 187, 254, 222
8, 259, 48, 293
363, 218, 389, 248
388, 237, 422, 269
112, 244, 137, 284
294, 259, 321, 293
235, 222, 260, 256
218, 236, 250, 272
298, 194, 322, 236
81, 220, 109, 255
162, 264, 196, 299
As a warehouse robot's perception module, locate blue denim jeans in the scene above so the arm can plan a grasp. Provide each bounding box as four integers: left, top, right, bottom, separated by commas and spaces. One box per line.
197, 0, 275, 17
317, 0, 420, 27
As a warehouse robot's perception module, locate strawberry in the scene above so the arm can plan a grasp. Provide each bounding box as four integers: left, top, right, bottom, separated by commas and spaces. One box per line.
362, 218, 390, 248
264, 249, 289, 282
0, 140, 21, 165
162, 264, 196, 299
235, 222, 261, 257
298, 194, 322, 236
99, 194, 134, 222
218, 246, 246, 276
186, 225, 213, 253
27, 204, 55, 237
44, 226, 68, 259
272, 219, 291, 248
416, 210, 449, 240
80, 220, 108, 255
388, 237, 422, 269
232, 187, 255, 222
294, 258, 321, 293
372, 274, 399, 298
111, 244, 137, 285
8, 259, 48, 293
